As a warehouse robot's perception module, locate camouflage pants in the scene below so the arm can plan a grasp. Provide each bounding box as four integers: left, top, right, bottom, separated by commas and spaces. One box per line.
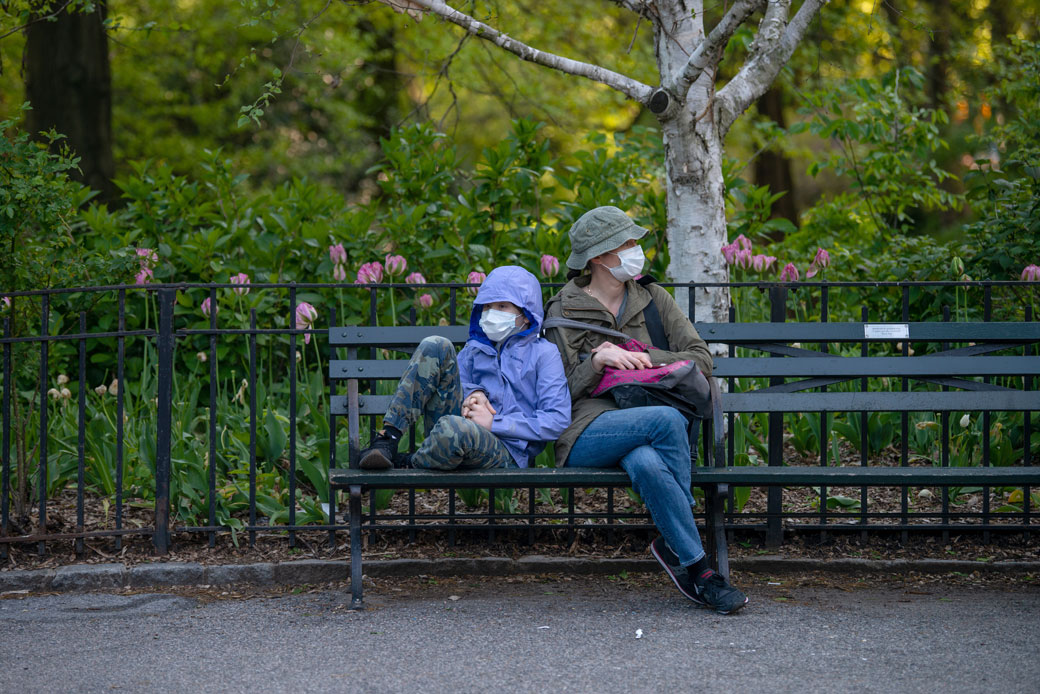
383, 336, 516, 470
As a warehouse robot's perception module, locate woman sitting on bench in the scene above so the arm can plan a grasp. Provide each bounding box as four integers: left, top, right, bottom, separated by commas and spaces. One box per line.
543, 206, 748, 615
358, 265, 571, 471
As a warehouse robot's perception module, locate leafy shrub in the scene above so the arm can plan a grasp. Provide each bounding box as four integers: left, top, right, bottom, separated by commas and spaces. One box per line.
962, 38, 1040, 280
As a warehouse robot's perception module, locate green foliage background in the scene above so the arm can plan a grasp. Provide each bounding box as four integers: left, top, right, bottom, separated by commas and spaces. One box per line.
1, 1, 1039, 536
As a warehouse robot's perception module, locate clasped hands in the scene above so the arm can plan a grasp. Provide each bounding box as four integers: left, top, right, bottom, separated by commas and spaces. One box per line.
462, 391, 496, 430
590, 341, 653, 372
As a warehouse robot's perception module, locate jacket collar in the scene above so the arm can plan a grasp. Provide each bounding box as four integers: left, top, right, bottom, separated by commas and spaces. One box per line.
551, 276, 653, 327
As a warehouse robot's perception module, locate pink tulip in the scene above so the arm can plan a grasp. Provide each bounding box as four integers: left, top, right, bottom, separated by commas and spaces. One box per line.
355, 262, 384, 284
201, 297, 214, 317
329, 243, 347, 265
136, 248, 158, 266
539, 254, 561, 278
806, 266, 818, 279
332, 264, 347, 282
418, 293, 433, 309
813, 247, 830, 269
1, 296, 10, 310
1021, 265, 1040, 281
466, 271, 486, 295
735, 248, 753, 269
735, 234, 752, 251
384, 254, 407, 276
230, 272, 250, 295
295, 302, 319, 345
721, 240, 738, 265
405, 272, 426, 284
751, 254, 777, 272
779, 263, 800, 282
133, 247, 158, 284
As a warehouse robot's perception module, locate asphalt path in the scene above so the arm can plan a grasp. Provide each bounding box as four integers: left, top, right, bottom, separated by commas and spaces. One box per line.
1, 574, 1037, 693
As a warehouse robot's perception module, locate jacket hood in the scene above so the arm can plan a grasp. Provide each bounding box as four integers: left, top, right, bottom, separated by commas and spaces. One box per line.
469, 265, 544, 345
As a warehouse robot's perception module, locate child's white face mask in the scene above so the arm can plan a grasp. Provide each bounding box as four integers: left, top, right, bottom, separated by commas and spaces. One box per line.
480, 308, 520, 342
608, 246, 645, 282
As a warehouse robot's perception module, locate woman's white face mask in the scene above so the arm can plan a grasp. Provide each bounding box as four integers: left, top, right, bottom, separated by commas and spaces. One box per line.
480, 308, 521, 342
608, 245, 645, 282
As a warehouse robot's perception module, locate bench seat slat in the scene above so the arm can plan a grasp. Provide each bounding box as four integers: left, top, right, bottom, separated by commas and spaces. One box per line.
330, 465, 1040, 489
690, 466, 1040, 486
694, 321, 1040, 343
720, 391, 1040, 412
330, 467, 636, 488
712, 356, 1040, 378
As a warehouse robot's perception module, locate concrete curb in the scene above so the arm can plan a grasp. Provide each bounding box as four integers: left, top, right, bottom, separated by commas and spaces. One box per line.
1, 556, 1036, 593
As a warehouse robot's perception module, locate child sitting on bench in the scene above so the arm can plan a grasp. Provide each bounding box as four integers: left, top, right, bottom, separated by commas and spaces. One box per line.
358, 265, 571, 470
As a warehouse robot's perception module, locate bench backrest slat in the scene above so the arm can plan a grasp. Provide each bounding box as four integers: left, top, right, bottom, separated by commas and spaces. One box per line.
721, 390, 1040, 413
330, 359, 411, 380
712, 355, 1040, 379
332, 394, 394, 416
694, 321, 1040, 343
329, 325, 469, 347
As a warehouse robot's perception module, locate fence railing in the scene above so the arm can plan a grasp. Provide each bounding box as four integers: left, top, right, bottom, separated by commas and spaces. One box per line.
1, 280, 1036, 558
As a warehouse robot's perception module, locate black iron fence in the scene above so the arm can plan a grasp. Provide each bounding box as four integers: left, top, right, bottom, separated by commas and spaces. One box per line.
1, 280, 1036, 558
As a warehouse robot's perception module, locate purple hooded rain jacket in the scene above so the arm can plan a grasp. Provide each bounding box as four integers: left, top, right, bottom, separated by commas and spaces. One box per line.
458, 265, 571, 467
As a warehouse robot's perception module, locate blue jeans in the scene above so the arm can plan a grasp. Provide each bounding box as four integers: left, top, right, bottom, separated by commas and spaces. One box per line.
566, 407, 704, 566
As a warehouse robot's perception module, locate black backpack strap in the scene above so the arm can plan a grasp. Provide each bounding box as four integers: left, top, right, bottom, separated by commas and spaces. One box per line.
637, 276, 670, 351
541, 317, 632, 341
543, 277, 671, 351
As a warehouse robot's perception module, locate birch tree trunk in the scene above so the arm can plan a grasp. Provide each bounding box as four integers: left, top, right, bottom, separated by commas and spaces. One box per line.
652, 1, 731, 321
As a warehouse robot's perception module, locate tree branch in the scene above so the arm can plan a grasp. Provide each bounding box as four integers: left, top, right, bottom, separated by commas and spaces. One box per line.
376, 0, 654, 104
612, 0, 653, 17
716, 0, 828, 135
781, 0, 825, 56
0, 0, 76, 42
663, 0, 765, 99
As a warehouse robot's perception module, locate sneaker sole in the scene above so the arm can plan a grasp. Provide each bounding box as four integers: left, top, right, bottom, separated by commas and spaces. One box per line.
715, 595, 749, 615
650, 541, 750, 615
650, 540, 701, 603
359, 451, 393, 470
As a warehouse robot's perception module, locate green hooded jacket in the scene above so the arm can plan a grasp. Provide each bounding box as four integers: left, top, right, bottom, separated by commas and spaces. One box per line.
543, 276, 713, 466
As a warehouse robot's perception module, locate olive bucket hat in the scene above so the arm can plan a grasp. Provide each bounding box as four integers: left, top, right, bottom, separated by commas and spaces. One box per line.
566, 206, 649, 270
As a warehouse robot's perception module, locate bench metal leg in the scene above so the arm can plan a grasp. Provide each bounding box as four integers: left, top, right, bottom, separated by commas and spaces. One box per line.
704, 483, 730, 577
349, 485, 363, 610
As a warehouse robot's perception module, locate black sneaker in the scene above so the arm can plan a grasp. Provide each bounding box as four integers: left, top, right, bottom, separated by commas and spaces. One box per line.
692, 572, 748, 615
393, 453, 413, 469
650, 536, 748, 615
359, 430, 400, 470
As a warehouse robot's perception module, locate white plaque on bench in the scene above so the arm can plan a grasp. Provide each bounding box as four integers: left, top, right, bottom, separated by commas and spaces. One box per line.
864, 323, 909, 339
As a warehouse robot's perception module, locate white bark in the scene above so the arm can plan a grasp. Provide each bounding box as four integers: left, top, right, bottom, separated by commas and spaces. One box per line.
660, 114, 731, 323
650, 1, 730, 321
717, 0, 829, 135
378, 0, 655, 103
663, 0, 765, 98
613, 0, 654, 16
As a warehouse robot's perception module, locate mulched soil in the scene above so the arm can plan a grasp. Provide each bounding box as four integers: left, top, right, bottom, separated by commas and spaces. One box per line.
2, 441, 1038, 573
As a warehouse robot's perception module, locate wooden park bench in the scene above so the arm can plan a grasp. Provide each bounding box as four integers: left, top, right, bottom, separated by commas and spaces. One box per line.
330, 314, 1040, 609
694, 306, 1040, 572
